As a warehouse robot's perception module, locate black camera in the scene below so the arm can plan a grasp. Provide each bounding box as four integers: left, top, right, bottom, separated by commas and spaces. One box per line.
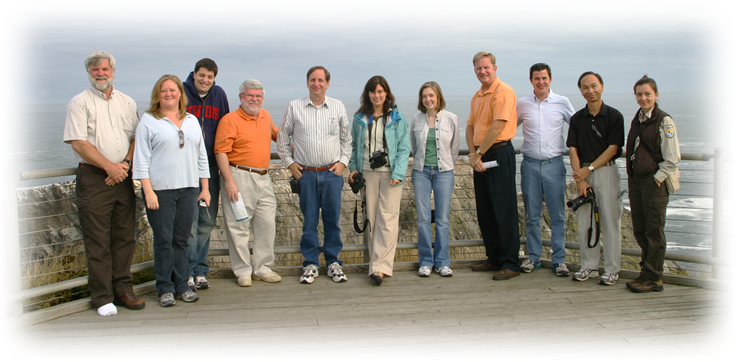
290, 177, 300, 194
350, 172, 365, 194
369, 151, 388, 169
567, 187, 595, 211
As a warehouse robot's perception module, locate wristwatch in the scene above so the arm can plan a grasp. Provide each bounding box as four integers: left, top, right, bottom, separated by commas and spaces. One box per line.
588, 165, 595, 171
476, 148, 483, 156
123, 159, 133, 168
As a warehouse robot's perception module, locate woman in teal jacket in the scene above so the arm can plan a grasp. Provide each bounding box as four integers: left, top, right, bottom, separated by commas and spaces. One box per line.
348, 75, 410, 286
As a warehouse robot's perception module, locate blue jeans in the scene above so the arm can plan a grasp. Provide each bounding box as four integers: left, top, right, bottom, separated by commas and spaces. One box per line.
412, 167, 454, 268
520, 155, 567, 264
187, 166, 220, 277
298, 168, 344, 267
145, 187, 199, 296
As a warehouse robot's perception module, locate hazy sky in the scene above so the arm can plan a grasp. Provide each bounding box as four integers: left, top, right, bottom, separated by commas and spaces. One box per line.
13, 0, 713, 104
2, 0, 740, 355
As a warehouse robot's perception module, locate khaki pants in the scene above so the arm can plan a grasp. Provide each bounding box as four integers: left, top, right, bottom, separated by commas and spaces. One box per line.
363, 171, 403, 276
576, 163, 623, 275
221, 167, 276, 278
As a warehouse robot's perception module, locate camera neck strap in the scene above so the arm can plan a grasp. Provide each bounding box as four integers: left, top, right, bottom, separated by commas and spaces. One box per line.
368, 114, 388, 158
587, 188, 601, 248
353, 195, 369, 234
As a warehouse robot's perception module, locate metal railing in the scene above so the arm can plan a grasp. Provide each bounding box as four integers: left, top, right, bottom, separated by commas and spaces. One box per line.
17, 149, 723, 309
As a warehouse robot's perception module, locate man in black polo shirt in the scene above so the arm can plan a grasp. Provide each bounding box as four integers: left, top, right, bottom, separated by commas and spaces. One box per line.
566, 71, 625, 286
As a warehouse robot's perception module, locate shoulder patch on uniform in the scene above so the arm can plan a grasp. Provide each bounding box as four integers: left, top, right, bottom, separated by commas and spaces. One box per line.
664, 125, 675, 138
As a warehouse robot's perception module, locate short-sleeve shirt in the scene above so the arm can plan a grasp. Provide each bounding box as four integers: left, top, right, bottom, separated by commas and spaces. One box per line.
566, 102, 625, 163
466, 77, 517, 146
214, 107, 278, 169
63, 87, 139, 164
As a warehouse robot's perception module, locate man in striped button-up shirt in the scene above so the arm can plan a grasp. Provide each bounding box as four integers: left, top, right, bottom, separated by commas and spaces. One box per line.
277, 66, 352, 284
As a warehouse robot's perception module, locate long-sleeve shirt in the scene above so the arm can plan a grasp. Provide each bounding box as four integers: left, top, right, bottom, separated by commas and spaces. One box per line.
516, 90, 575, 160
133, 112, 209, 190
276, 96, 352, 168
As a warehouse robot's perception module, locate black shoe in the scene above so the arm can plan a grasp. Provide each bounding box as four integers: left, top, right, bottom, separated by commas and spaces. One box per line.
370, 273, 383, 286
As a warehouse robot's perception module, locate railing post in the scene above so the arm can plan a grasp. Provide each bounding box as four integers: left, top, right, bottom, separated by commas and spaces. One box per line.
712, 148, 723, 279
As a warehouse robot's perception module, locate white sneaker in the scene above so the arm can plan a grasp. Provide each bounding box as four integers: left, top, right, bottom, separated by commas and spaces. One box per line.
600, 273, 619, 286
434, 266, 453, 277
327, 262, 348, 283
572, 268, 599, 282
554, 263, 570, 277
418, 266, 432, 277
237, 275, 252, 287
195, 276, 209, 289
300, 264, 319, 284
253, 270, 282, 283
97, 303, 118, 317
188, 276, 198, 291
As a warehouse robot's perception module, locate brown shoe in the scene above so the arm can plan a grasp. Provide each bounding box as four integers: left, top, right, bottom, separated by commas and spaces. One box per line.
472, 262, 502, 272
114, 292, 146, 310
626, 274, 646, 288
628, 279, 664, 293
492, 269, 520, 281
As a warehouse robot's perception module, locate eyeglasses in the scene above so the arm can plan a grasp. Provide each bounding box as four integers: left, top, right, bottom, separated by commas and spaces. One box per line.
178, 130, 184, 148
241, 93, 264, 99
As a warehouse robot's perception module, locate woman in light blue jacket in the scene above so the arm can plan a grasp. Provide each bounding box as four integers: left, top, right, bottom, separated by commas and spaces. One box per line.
410, 82, 459, 277
348, 75, 410, 286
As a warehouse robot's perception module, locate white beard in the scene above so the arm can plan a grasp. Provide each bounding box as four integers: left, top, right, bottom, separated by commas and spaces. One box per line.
89, 74, 114, 92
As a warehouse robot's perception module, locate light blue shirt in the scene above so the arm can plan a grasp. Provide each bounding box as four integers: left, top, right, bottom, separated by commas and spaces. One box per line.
516, 90, 575, 160
133, 112, 209, 190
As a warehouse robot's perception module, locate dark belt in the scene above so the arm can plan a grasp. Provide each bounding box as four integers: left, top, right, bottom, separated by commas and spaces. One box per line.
303, 163, 337, 172
78, 163, 107, 175
229, 162, 268, 175
581, 160, 615, 168
477, 140, 511, 153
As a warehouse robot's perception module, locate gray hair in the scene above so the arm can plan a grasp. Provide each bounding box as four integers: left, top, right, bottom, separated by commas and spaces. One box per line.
84, 50, 116, 71
239, 79, 265, 95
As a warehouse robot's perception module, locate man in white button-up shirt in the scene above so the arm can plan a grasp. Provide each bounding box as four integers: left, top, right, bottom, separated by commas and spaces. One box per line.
277, 66, 352, 284
63, 51, 143, 316
516, 63, 575, 277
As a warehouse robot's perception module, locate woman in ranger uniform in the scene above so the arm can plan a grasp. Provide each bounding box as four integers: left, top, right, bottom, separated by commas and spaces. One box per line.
625, 75, 680, 293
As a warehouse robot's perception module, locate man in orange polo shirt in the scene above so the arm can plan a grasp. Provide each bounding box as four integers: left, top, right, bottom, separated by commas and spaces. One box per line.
466, 51, 522, 280
214, 79, 281, 287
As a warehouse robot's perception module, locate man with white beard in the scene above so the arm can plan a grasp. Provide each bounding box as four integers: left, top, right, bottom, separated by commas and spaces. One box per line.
214, 79, 282, 287
63, 50, 144, 316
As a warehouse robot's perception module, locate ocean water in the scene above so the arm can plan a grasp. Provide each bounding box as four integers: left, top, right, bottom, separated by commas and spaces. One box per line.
12, 92, 716, 258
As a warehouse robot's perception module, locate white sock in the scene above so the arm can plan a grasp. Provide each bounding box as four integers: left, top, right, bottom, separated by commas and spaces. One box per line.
97, 303, 118, 317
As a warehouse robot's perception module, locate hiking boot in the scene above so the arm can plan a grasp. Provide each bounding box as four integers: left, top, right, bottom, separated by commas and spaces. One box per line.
628, 279, 664, 293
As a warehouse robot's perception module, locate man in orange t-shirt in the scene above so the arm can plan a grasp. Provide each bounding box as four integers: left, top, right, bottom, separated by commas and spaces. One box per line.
466, 51, 521, 281
214, 79, 281, 287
